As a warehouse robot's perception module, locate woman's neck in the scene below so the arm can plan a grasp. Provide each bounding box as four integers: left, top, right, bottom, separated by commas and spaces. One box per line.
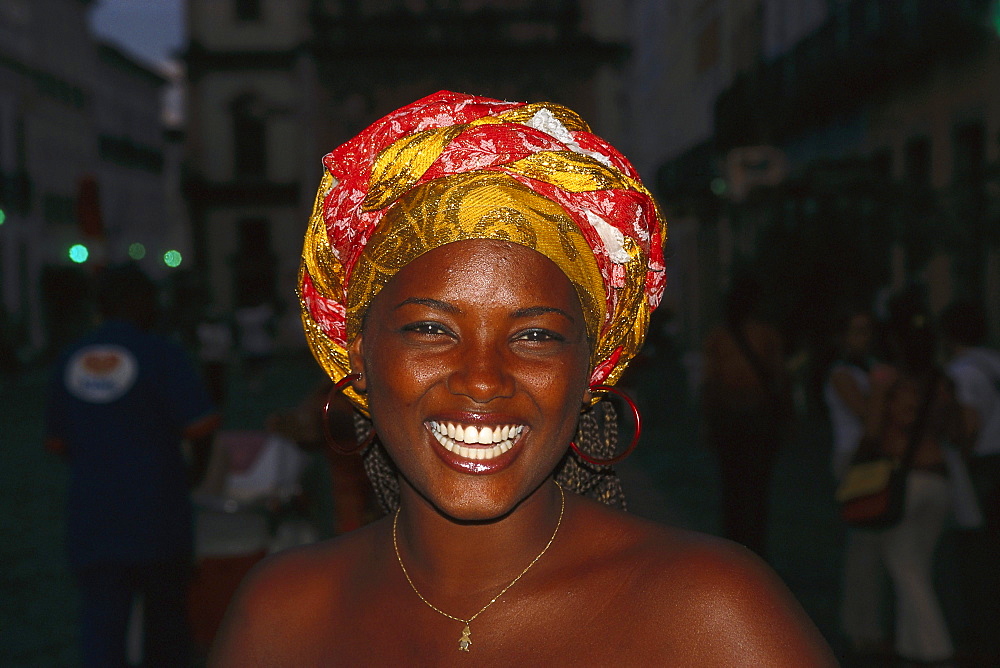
391, 478, 566, 603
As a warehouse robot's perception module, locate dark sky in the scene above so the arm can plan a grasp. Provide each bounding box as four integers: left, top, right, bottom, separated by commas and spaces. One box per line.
88, 0, 185, 67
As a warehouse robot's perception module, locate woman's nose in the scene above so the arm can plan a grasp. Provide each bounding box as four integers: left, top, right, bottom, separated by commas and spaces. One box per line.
447, 342, 515, 403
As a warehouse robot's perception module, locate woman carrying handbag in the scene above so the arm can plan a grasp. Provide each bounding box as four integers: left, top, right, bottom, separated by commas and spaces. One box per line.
840, 294, 960, 666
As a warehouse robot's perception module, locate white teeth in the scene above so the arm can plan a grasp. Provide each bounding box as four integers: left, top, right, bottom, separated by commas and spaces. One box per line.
426, 421, 525, 462
434, 422, 524, 445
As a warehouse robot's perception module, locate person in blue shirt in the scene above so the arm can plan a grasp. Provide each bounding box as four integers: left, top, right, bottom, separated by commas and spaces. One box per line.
45, 263, 220, 668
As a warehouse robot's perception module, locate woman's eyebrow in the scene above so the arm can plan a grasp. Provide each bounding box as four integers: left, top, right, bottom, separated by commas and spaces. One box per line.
394, 297, 461, 314
513, 306, 576, 323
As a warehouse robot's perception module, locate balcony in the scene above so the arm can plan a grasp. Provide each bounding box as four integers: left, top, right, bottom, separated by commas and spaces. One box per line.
715, 0, 995, 150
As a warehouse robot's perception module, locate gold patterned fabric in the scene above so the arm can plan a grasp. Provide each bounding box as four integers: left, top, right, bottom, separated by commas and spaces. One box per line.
299, 91, 666, 413
347, 173, 605, 346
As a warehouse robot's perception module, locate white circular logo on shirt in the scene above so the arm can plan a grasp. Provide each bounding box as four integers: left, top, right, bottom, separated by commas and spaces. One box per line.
65, 345, 138, 403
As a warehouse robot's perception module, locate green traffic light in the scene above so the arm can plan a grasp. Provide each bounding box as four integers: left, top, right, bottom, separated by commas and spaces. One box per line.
163, 250, 182, 267
128, 242, 146, 260
69, 244, 89, 263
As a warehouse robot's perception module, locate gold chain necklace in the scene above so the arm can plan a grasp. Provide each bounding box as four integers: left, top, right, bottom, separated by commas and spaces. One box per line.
392, 481, 565, 652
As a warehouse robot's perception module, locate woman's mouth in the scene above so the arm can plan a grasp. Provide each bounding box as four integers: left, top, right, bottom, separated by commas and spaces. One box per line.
427, 421, 525, 461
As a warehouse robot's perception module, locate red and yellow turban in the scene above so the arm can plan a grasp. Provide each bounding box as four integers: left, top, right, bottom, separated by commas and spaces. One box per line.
299, 91, 666, 412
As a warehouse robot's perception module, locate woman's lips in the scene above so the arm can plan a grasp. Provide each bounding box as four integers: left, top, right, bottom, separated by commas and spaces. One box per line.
428, 421, 524, 460
424, 418, 528, 475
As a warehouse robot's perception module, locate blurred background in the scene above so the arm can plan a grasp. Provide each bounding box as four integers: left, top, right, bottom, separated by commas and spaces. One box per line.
0, 0, 997, 369
1, 0, 998, 665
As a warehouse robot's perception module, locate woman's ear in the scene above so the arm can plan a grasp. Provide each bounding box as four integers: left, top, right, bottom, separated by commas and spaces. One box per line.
581, 385, 593, 407
347, 335, 367, 393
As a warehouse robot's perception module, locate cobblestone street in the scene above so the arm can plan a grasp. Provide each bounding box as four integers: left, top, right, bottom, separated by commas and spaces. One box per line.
1, 351, 849, 666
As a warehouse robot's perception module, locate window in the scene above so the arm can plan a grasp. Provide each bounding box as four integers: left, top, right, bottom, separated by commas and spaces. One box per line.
864, 0, 880, 34
834, 4, 849, 51
904, 136, 930, 188
235, 0, 262, 21
238, 217, 271, 257
952, 120, 985, 185
231, 94, 267, 180
731, 5, 762, 69
696, 17, 721, 73
952, 121, 986, 222
234, 218, 275, 307
870, 147, 892, 181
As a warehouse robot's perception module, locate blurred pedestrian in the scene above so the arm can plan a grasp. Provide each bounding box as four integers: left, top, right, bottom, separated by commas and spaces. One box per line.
266, 379, 376, 535
234, 302, 276, 393
848, 292, 959, 665
826, 307, 880, 479
941, 299, 1000, 665
196, 305, 234, 409
44, 263, 220, 668
639, 304, 689, 430
701, 277, 793, 557
823, 306, 892, 663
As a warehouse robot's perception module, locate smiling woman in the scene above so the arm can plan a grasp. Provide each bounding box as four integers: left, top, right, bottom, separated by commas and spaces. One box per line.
355, 239, 592, 522
208, 91, 837, 666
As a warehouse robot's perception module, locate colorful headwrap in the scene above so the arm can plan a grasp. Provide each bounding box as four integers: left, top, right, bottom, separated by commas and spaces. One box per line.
299, 91, 666, 413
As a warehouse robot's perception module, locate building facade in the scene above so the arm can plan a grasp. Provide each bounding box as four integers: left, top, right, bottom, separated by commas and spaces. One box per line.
0, 0, 181, 358
714, 0, 1000, 345
626, 0, 1000, 354
183, 0, 631, 347
625, 0, 829, 351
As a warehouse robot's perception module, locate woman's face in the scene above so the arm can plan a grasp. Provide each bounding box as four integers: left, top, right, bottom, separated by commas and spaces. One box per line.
349, 239, 592, 520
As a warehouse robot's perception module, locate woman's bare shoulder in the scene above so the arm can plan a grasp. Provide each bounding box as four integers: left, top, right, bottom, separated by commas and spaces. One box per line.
574, 501, 762, 591
569, 500, 837, 666
208, 519, 386, 666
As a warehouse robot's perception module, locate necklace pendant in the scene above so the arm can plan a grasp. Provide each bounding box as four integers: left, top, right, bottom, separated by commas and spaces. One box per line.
458, 624, 472, 651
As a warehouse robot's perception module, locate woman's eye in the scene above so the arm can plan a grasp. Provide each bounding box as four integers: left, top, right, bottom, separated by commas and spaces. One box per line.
514, 329, 565, 343
402, 322, 451, 337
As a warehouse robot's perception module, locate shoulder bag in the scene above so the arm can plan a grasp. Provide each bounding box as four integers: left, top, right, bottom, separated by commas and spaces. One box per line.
836, 371, 938, 529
